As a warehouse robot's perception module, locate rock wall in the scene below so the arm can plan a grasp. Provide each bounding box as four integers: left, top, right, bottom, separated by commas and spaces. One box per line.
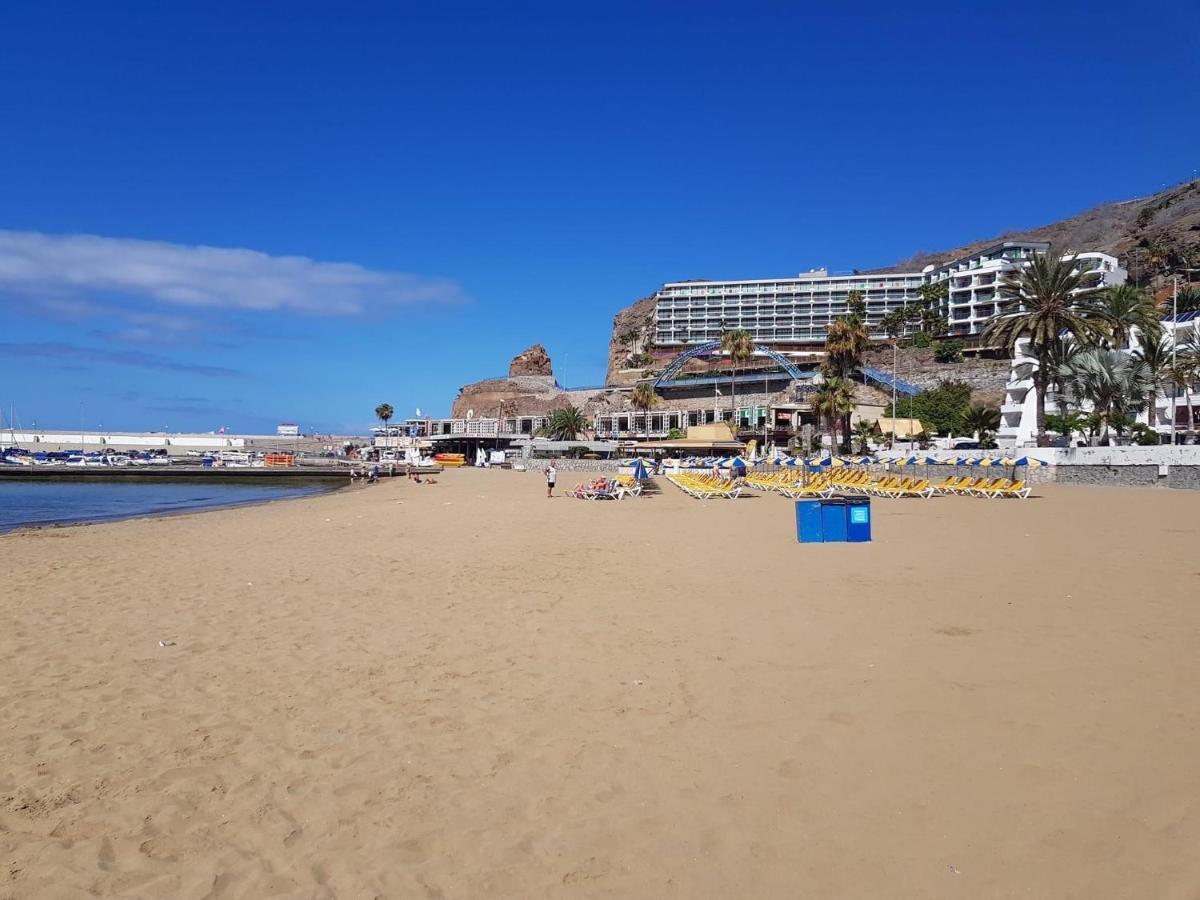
509, 344, 553, 377
862, 347, 1010, 406
605, 294, 657, 386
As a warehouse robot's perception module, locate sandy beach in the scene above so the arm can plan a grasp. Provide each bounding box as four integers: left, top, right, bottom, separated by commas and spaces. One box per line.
3, 469, 1200, 898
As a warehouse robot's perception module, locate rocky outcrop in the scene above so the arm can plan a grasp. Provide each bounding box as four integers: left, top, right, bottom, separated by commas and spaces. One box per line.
509, 344, 553, 377
605, 294, 658, 386
450, 374, 567, 419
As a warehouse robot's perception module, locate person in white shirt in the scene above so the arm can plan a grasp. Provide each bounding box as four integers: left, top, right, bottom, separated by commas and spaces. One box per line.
545, 462, 557, 498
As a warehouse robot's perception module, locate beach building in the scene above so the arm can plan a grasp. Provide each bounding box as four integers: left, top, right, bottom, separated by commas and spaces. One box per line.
999, 312, 1200, 448
651, 242, 1126, 350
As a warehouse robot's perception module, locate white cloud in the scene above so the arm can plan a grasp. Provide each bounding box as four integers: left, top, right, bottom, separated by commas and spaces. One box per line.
0, 230, 467, 314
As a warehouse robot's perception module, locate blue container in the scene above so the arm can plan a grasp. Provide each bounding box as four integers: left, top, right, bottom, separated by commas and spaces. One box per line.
796, 499, 823, 543
845, 496, 872, 542
820, 497, 848, 543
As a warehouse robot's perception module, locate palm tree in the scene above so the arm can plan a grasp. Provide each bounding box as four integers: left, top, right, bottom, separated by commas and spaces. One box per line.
812, 375, 854, 453
851, 419, 878, 455
1169, 335, 1200, 438
982, 250, 1108, 447
630, 381, 660, 437
847, 290, 867, 319
1132, 334, 1174, 437
825, 315, 872, 377
916, 281, 949, 336
1097, 284, 1162, 349
1176, 287, 1200, 314
720, 329, 754, 426
962, 404, 1001, 447
374, 403, 394, 436
1060, 349, 1152, 445
539, 406, 588, 441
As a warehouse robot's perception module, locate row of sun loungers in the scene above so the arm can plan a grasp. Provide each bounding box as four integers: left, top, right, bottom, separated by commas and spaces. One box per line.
931, 475, 1032, 499
746, 469, 1032, 500
667, 473, 742, 500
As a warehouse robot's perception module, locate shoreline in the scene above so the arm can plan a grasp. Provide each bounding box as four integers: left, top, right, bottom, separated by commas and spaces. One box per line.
0, 480, 346, 536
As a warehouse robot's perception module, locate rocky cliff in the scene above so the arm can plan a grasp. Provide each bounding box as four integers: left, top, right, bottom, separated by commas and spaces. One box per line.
604, 294, 657, 386
885, 178, 1200, 282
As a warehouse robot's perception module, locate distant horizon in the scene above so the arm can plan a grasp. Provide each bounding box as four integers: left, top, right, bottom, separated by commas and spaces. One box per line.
4, 2, 1198, 433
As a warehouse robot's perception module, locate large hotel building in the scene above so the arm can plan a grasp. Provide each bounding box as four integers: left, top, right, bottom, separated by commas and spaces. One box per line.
652, 241, 1124, 351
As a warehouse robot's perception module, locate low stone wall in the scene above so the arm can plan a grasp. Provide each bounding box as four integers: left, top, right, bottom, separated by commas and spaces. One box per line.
508, 459, 619, 473
1052, 465, 1200, 490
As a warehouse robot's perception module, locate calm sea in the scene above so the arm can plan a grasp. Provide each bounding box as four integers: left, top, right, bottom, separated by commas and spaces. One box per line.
0, 480, 332, 533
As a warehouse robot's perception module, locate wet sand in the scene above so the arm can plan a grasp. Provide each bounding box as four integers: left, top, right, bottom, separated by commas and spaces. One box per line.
2, 469, 1199, 898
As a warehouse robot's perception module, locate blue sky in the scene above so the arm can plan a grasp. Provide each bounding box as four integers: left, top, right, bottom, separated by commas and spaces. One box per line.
3, 1, 1199, 434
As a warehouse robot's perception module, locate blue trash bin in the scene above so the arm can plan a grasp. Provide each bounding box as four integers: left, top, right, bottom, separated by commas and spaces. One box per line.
820, 497, 848, 542
796, 499, 823, 543
845, 497, 872, 542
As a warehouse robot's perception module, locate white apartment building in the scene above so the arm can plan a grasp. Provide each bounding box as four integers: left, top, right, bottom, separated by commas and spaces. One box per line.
929, 241, 1124, 337
653, 242, 1125, 350
653, 269, 926, 350
999, 312, 1200, 448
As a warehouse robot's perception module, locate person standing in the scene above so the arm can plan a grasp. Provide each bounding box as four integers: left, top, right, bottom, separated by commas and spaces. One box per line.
546, 461, 557, 498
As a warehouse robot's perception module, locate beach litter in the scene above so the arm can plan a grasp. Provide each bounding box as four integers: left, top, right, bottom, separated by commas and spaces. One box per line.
158, 640, 176, 647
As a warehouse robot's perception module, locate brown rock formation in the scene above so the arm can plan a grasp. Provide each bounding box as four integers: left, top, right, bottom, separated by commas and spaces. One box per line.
605, 294, 658, 386
509, 344, 553, 377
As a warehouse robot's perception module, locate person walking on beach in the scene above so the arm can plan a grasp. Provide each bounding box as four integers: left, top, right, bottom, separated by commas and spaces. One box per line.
546, 462, 557, 498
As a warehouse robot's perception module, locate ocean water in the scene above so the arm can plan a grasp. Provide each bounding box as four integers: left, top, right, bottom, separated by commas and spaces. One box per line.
0, 480, 331, 532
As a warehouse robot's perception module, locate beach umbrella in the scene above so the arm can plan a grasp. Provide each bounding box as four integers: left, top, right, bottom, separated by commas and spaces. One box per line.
924, 456, 941, 465
1015, 456, 1043, 467
978, 457, 997, 467
731, 457, 748, 473
631, 458, 649, 481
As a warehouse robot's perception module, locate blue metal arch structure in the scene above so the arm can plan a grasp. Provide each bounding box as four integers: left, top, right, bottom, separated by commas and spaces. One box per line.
653, 341, 809, 389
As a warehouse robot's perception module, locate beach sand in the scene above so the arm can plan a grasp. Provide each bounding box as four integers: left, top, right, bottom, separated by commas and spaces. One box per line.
3, 469, 1200, 898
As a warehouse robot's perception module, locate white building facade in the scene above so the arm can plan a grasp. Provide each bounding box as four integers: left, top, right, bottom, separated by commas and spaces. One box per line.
999, 313, 1200, 448
928, 241, 1124, 338
653, 269, 926, 350
652, 242, 1126, 350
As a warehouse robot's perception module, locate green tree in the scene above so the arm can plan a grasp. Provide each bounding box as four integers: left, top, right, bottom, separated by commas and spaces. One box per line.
917, 280, 949, 309
851, 419, 879, 454
962, 404, 1000, 448
1059, 349, 1152, 445
824, 315, 872, 444
1132, 335, 1174, 436
539, 406, 588, 441
1175, 286, 1200, 314
374, 403, 394, 435
847, 289, 867, 319
630, 381, 660, 436
1045, 410, 1087, 443
933, 340, 963, 363
1097, 284, 1162, 350
983, 249, 1108, 446
720, 328, 754, 423
1168, 334, 1200, 437
812, 375, 855, 453
885, 379, 972, 436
